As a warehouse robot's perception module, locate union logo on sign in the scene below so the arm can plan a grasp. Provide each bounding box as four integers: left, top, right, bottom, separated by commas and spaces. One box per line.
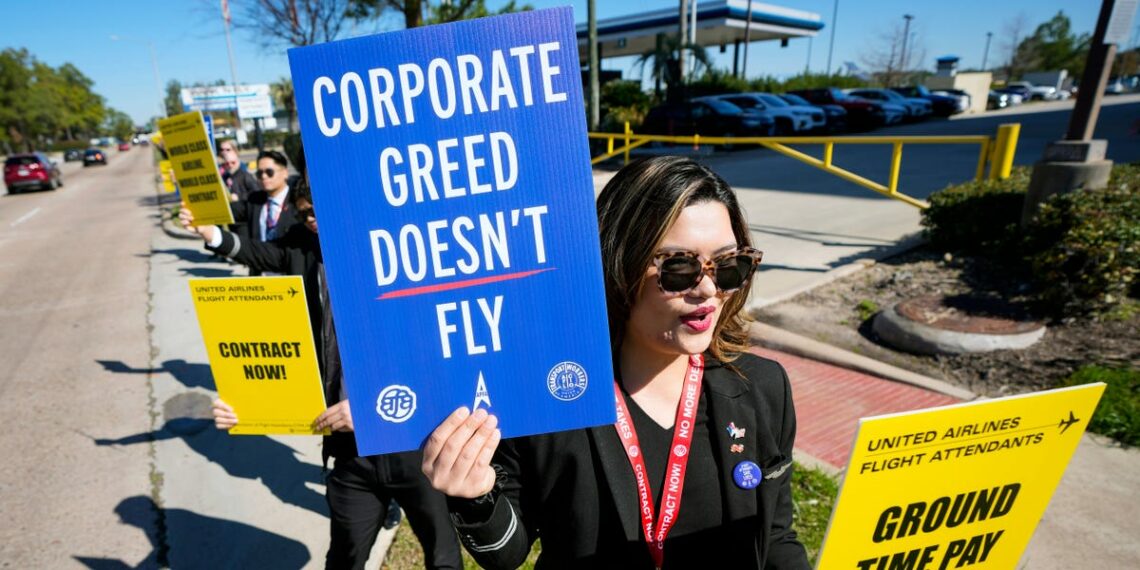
376, 385, 417, 423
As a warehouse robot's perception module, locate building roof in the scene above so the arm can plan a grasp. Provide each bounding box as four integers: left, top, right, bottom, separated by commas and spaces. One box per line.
575, 0, 824, 61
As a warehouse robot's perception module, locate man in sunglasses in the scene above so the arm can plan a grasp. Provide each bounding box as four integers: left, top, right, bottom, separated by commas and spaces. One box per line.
229, 150, 303, 275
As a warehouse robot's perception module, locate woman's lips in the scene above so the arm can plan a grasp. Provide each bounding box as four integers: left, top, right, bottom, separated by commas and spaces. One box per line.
680, 306, 715, 332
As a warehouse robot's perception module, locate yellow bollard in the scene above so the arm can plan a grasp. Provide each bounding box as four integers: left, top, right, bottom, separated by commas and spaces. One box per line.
607, 136, 614, 155
623, 121, 631, 164
988, 123, 1020, 180
693, 133, 700, 151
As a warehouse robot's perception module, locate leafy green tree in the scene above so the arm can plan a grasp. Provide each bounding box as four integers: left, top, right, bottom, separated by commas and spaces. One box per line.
1012, 11, 1089, 79
348, 0, 531, 29
271, 77, 295, 132
634, 35, 711, 101
165, 79, 184, 117
103, 109, 136, 141
0, 48, 35, 151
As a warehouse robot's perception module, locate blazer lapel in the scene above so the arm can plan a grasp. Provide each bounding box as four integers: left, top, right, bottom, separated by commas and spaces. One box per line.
589, 423, 642, 541
705, 363, 761, 523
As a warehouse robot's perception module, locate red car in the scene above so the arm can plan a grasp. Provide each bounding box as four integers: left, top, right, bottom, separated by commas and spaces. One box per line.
118, 142, 131, 151
4, 153, 62, 194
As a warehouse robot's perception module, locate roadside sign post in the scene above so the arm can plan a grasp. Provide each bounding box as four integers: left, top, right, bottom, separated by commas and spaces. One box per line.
287, 7, 615, 456
816, 383, 1106, 569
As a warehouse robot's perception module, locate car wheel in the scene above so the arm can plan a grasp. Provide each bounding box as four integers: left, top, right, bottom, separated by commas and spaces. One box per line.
775, 120, 792, 136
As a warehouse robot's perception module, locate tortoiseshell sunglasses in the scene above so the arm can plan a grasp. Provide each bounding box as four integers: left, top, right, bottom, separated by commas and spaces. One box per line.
651, 247, 763, 295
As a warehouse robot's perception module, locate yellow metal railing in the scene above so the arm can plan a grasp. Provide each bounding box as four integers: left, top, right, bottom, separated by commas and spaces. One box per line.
588, 123, 1021, 209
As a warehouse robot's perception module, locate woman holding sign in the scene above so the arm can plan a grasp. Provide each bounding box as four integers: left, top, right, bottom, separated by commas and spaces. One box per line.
422, 156, 810, 569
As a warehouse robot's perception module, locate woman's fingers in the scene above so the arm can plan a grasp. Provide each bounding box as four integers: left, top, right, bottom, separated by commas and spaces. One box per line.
454, 413, 498, 481
423, 407, 471, 467
431, 408, 488, 476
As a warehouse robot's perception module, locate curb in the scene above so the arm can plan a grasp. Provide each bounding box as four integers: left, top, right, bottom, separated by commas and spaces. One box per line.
748, 321, 977, 401
160, 214, 202, 241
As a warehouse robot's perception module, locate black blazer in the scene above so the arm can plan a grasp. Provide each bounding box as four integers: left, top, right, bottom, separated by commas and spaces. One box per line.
230, 189, 302, 243
452, 353, 810, 569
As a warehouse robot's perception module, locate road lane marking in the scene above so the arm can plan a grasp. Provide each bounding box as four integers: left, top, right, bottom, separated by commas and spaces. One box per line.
10, 207, 41, 227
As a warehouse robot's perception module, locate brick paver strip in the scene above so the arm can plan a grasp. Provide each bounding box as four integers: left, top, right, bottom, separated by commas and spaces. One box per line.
750, 347, 962, 469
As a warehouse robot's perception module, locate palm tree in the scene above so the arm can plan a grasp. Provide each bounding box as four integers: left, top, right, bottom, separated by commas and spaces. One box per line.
271, 78, 295, 133
634, 35, 712, 101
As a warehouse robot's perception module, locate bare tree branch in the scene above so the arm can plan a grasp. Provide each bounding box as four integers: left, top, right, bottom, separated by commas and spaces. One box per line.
235, 0, 353, 49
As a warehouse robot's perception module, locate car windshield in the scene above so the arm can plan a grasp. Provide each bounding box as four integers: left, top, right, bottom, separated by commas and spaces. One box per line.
780, 93, 811, 106
725, 97, 760, 109
757, 94, 788, 107
705, 99, 742, 115
5, 156, 39, 167
877, 90, 904, 101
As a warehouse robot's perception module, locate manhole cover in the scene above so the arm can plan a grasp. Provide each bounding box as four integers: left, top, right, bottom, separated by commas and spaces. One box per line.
873, 295, 1046, 355
894, 295, 1044, 335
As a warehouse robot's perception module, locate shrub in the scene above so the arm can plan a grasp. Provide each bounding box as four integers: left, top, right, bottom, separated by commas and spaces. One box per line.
920, 167, 1031, 254
1022, 165, 1140, 315
1062, 366, 1140, 447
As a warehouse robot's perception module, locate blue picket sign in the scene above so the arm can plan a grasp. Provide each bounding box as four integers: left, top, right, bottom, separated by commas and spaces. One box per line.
288, 7, 615, 456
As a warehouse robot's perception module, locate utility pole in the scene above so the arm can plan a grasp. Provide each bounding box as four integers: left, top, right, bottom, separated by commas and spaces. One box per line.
221, 0, 246, 149
805, 37, 813, 74
678, 0, 687, 86
588, 0, 599, 131
900, 14, 914, 75
825, 0, 838, 75
689, 0, 698, 76
1023, 0, 1133, 225
742, 0, 754, 79
981, 31, 993, 71
110, 36, 164, 121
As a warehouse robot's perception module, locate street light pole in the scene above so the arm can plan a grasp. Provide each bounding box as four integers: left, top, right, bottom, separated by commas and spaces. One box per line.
826, 0, 838, 75
982, 31, 993, 71
900, 14, 914, 74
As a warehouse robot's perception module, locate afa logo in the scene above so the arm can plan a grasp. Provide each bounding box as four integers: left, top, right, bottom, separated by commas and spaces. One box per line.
547, 361, 588, 401
376, 384, 417, 423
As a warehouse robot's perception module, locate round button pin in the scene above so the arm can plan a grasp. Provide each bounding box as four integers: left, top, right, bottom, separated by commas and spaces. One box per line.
733, 460, 762, 489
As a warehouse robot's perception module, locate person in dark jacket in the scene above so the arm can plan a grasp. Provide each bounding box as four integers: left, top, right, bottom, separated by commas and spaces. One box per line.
421, 156, 811, 569
217, 139, 259, 203
180, 182, 462, 570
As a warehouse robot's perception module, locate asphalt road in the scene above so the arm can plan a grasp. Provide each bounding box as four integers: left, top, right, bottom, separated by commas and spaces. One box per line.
0, 148, 157, 566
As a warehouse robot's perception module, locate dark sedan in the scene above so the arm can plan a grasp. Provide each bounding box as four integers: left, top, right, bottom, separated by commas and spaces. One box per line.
83, 148, 108, 167
890, 85, 965, 116
641, 99, 774, 149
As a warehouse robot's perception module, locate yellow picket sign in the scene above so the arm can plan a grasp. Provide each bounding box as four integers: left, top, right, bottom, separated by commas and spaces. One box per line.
816, 383, 1105, 570
158, 110, 234, 225
159, 160, 175, 193
189, 276, 328, 435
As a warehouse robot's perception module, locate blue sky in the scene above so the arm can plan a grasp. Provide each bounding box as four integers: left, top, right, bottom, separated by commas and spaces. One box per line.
0, 1, 1107, 124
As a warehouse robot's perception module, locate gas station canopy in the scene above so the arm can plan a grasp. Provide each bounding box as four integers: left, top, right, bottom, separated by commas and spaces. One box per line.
576, 0, 825, 61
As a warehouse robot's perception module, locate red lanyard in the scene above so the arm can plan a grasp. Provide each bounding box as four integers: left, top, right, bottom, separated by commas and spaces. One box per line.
612, 354, 704, 569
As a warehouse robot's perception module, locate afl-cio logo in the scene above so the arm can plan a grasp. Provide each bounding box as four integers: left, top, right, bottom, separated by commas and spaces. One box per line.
547, 361, 588, 401
673, 444, 688, 458
376, 385, 417, 423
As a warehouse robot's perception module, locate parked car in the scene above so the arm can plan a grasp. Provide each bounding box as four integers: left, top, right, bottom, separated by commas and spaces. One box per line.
988, 90, 1023, 109
787, 88, 886, 130
929, 89, 972, 113
4, 153, 62, 194
891, 85, 965, 116
641, 99, 774, 148
1105, 78, 1128, 95
63, 149, 84, 162
1006, 81, 1064, 100
848, 88, 932, 120
779, 93, 847, 132
697, 93, 807, 134
749, 92, 827, 132
83, 148, 108, 166
996, 84, 1032, 101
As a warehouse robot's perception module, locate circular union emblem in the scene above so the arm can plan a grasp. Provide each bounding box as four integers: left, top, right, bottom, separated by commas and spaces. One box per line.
546, 361, 588, 401
629, 445, 640, 458
673, 444, 688, 457
376, 384, 417, 423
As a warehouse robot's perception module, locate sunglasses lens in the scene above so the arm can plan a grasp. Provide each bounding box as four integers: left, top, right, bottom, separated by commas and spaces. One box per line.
659, 256, 702, 292
714, 255, 756, 291
257, 168, 274, 178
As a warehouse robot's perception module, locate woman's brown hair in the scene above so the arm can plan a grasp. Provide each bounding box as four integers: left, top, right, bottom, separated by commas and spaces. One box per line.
596, 156, 755, 364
